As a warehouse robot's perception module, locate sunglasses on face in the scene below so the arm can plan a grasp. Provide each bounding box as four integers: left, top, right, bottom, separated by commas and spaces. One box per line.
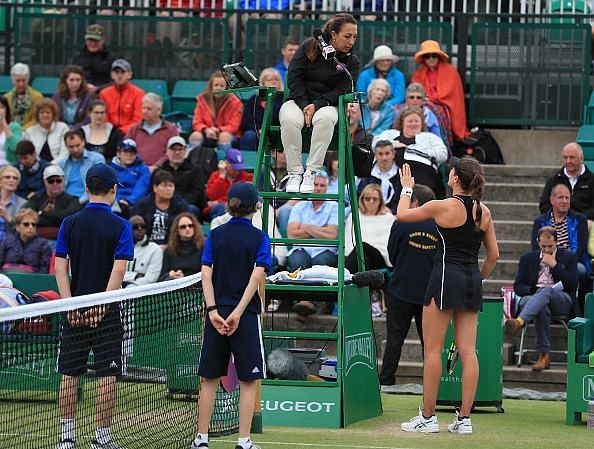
423, 53, 439, 59
178, 223, 194, 230
19, 222, 37, 228
132, 224, 146, 230
363, 196, 380, 202
407, 95, 423, 100
46, 178, 63, 185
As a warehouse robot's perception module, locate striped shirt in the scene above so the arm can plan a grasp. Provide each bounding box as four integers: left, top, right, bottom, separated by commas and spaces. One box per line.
551, 211, 570, 249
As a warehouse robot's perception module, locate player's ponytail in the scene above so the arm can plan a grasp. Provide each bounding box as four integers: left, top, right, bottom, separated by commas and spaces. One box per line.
457, 156, 485, 231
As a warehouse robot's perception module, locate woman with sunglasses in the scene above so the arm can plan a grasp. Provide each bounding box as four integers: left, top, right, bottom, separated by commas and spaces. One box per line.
393, 83, 441, 139
0, 208, 51, 273
411, 40, 469, 145
159, 212, 205, 281
0, 165, 27, 243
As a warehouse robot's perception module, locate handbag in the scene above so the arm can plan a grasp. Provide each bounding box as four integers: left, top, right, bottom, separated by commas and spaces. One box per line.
351, 143, 373, 178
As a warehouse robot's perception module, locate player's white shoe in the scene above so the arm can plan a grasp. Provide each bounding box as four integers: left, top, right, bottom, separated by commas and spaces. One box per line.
299, 170, 316, 194
55, 439, 76, 449
234, 445, 261, 449
448, 413, 473, 435
401, 408, 439, 433
90, 439, 124, 449
190, 437, 208, 448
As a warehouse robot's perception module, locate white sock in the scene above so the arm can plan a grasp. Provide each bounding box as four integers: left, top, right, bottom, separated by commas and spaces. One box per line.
193, 433, 209, 445
95, 427, 111, 444
60, 419, 75, 442
238, 436, 252, 449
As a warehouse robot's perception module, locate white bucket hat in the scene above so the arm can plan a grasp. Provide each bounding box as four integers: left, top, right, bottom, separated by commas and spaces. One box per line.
366, 45, 399, 67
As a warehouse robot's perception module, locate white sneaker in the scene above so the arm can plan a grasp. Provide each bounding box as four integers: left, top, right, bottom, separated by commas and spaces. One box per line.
285, 174, 302, 193
448, 413, 473, 435
401, 408, 439, 433
299, 170, 316, 194
267, 299, 281, 312
55, 439, 75, 449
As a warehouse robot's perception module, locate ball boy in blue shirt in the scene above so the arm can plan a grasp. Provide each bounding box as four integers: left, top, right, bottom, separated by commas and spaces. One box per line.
192, 182, 271, 449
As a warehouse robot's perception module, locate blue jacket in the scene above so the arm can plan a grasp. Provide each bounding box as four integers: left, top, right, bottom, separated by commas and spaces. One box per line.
58, 150, 105, 203
361, 101, 395, 136
110, 156, 150, 206
14, 158, 51, 199
356, 66, 406, 106
531, 209, 591, 274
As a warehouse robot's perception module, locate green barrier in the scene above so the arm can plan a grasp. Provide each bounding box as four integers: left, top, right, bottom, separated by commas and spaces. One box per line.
436, 296, 504, 412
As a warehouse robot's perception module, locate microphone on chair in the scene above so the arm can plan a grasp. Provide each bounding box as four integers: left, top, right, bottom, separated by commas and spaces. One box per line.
313, 28, 336, 60
350, 270, 386, 289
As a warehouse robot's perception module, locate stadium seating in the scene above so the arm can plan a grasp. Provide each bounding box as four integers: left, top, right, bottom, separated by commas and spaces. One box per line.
31, 76, 59, 97
134, 79, 171, 113
0, 75, 12, 94
171, 80, 206, 114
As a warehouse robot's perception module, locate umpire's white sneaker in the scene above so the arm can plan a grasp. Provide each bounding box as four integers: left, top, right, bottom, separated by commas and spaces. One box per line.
299, 170, 316, 194
285, 174, 302, 193
448, 413, 473, 435
401, 408, 439, 433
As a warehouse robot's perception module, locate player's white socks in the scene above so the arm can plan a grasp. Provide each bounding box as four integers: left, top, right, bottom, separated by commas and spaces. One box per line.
60, 419, 75, 442
238, 437, 252, 449
95, 427, 112, 444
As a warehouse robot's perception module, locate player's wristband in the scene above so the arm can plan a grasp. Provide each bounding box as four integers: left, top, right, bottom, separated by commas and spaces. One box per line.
400, 187, 413, 198
206, 305, 218, 313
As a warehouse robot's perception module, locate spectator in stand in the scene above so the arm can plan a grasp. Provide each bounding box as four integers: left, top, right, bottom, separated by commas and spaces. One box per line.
159, 212, 204, 281
379, 184, 437, 388
205, 148, 253, 219
5, 63, 43, 129
189, 71, 243, 153
71, 24, 118, 93
24, 165, 81, 240
132, 170, 189, 245
361, 78, 395, 137
122, 215, 163, 287
154, 136, 205, 217
0, 165, 27, 242
348, 102, 372, 146
23, 98, 69, 163
357, 140, 400, 214
58, 128, 106, 204
239, 68, 284, 151
532, 183, 590, 316
80, 99, 123, 161
14, 140, 50, 199
274, 37, 300, 83
99, 59, 144, 134
0, 96, 23, 165
393, 83, 441, 139
110, 138, 150, 208
344, 183, 394, 274
51, 65, 93, 128
412, 40, 468, 145
0, 208, 51, 273
357, 45, 405, 107
125, 93, 178, 170
538, 142, 594, 225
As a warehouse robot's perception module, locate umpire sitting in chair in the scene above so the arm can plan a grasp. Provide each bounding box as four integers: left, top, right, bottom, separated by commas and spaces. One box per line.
505, 226, 577, 372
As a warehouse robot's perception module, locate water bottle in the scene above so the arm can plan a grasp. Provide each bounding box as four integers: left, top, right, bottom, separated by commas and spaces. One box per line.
588, 397, 594, 430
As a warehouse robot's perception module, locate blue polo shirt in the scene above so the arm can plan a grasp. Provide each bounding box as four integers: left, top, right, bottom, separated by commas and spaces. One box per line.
202, 217, 271, 314
287, 200, 339, 258
55, 202, 134, 297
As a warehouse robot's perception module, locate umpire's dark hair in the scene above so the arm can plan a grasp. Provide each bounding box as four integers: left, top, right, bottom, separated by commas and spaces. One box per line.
152, 170, 175, 186
63, 127, 85, 144
537, 226, 557, 241
87, 176, 112, 196
15, 140, 35, 156
411, 184, 435, 206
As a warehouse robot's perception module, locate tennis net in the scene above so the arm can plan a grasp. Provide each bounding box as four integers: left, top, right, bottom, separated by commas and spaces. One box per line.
0, 274, 239, 449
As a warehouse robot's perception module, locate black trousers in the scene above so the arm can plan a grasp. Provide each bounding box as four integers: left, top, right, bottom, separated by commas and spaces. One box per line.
345, 242, 387, 274
379, 292, 424, 386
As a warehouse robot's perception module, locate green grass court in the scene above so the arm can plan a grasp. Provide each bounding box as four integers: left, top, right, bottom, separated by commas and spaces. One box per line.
1, 383, 591, 449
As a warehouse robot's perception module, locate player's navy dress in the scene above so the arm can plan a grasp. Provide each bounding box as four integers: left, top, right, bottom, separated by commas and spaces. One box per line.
424, 194, 484, 311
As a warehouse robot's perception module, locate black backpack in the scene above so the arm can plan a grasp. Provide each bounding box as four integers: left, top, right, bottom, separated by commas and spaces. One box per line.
473, 128, 505, 164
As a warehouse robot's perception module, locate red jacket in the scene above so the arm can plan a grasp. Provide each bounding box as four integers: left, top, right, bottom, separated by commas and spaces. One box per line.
100, 82, 145, 134
206, 170, 253, 205
192, 93, 243, 138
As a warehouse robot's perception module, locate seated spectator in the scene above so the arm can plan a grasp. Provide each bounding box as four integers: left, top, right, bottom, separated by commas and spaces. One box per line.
345, 183, 394, 274
0, 165, 27, 242
325, 151, 339, 194
58, 128, 106, 203
538, 142, 594, 223
187, 139, 218, 187
154, 136, 205, 217
5, 63, 43, 129
393, 83, 441, 138
506, 226, 577, 371
24, 165, 81, 240
159, 212, 204, 281
122, 215, 163, 287
361, 78, 395, 136
81, 99, 123, 161
239, 68, 283, 151
273, 37, 300, 83
70, 24, 117, 93
357, 45, 405, 107
0, 208, 51, 273
110, 138, 150, 208
357, 140, 400, 214
99, 59, 144, 134
14, 140, 50, 199
189, 71, 243, 152
412, 40, 468, 145
51, 65, 93, 128
132, 170, 189, 245
532, 183, 589, 316
0, 95, 23, 165
348, 102, 372, 146
125, 93, 179, 169
205, 148, 253, 219
23, 98, 69, 163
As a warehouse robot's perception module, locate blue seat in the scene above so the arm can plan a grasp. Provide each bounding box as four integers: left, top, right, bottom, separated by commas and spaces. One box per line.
134, 79, 171, 113
0, 75, 12, 95
171, 80, 207, 115
32, 77, 59, 97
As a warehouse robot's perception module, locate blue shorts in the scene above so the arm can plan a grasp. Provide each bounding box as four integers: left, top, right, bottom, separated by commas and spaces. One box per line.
58, 305, 123, 378
198, 307, 265, 381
